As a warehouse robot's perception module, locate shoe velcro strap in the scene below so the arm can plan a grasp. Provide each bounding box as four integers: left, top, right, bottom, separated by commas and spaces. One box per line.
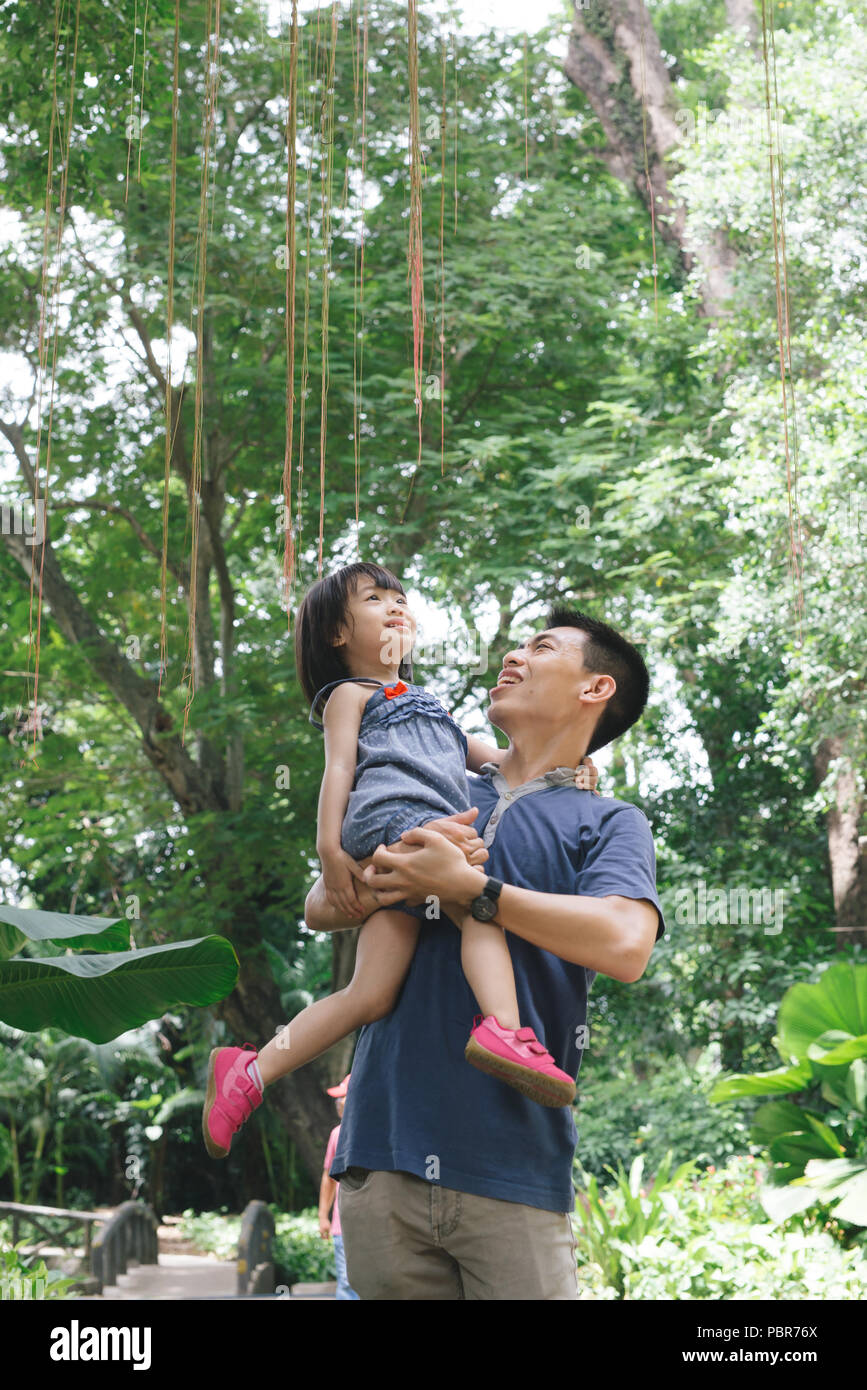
217, 1097, 248, 1124
515, 1027, 538, 1042
218, 1089, 259, 1124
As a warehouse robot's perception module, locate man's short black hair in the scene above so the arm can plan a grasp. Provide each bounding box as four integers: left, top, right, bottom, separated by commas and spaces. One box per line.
543, 606, 650, 754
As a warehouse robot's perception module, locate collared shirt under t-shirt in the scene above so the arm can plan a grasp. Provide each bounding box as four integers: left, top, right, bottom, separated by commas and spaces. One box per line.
330, 765, 665, 1214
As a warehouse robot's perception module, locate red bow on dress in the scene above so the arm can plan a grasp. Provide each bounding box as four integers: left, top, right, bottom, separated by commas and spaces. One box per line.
383, 679, 408, 699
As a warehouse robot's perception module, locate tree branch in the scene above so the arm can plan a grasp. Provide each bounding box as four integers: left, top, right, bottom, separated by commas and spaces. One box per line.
0, 522, 225, 813
564, 0, 737, 319
49, 498, 188, 584
0, 417, 38, 493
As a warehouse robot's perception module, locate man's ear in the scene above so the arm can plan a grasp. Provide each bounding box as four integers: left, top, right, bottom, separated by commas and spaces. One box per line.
580, 674, 616, 706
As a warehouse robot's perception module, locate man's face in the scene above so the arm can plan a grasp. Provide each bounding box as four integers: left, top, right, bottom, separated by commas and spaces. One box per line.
487, 626, 611, 737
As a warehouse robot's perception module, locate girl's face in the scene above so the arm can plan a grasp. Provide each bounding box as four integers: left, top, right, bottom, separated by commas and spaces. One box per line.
334, 576, 417, 673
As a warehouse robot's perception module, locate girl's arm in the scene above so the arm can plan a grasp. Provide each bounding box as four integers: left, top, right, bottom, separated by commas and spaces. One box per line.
317, 683, 370, 917
464, 733, 506, 774
318, 1169, 337, 1238
318, 683, 366, 852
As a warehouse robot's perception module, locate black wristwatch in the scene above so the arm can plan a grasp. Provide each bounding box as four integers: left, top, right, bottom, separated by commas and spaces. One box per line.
469, 876, 504, 921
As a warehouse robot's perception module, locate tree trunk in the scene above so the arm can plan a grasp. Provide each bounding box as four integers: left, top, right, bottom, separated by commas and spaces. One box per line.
563, 0, 737, 318
725, 0, 759, 43
565, 3, 863, 947
815, 737, 867, 949
0, 419, 358, 1190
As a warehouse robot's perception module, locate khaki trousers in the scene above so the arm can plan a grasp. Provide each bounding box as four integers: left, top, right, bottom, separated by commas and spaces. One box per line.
338, 1167, 580, 1300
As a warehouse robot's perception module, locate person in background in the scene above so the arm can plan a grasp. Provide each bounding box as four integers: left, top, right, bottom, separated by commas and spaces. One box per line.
319, 1073, 359, 1301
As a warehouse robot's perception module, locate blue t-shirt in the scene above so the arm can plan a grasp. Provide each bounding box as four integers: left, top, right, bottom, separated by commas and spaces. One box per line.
330, 764, 665, 1213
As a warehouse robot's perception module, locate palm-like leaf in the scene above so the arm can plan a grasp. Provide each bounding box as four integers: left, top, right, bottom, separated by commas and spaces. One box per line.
0, 905, 130, 956
0, 937, 239, 1044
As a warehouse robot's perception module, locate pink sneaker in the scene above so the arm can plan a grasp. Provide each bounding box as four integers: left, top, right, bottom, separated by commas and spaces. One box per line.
203, 1045, 263, 1159
465, 1015, 576, 1108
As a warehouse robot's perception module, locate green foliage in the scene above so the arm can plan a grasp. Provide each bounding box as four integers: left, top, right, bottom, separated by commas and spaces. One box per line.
179, 1205, 336, 1284
271, 1208, 336, 1286
0, 905, 130, 956
0, 1122, 11, 1181
573, 1150, 699, 1295
179, 1208, 242, 1262
574, 1155, 867, 1300
575, 1048, 753, 1181
0, 1243, 78, 1300
0, 0, 865, 1214
0, 905, 239, 1044
711, 962, 867, 1226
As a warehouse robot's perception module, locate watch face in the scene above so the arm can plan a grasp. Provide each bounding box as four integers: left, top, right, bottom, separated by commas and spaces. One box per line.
472, 896, 497, 921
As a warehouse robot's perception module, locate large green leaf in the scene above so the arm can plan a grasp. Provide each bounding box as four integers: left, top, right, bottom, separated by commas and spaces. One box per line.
796, 1159, 867, 1227
806, 1029, 867, 1067
750, 1100, 813, 1146
709, 1058, 813, 1103
0, 936, 239, 1043
0, 904, 130, 954
768, 1130, 841, 1165
802, 1112, 846, 1156
777, 963, 867, 1064
846, 1058, 867, 1114
0, 921, 25, 962
758, 1180, 819, 1225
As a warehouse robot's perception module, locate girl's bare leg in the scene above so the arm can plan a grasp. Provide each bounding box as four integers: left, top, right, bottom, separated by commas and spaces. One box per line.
257, 909, 419, 1085
458, 915, 521, 1030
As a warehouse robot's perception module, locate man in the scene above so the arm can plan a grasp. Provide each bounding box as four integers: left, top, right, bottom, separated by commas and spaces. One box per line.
304, 606, 665, 1300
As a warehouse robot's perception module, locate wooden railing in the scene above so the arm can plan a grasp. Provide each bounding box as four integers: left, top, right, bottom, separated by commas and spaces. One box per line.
237, 1200, 275, 1296
90, 1200, 159, 1294
0, 1200, 104, 1262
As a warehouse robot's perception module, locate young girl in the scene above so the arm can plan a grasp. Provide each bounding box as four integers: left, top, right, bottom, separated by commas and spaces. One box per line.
203, 562, 594, 1160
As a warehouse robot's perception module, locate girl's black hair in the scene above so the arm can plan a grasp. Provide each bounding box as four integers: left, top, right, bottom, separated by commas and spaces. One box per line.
294, 562, 414, 708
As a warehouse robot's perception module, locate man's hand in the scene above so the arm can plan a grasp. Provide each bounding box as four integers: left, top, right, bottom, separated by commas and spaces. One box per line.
421, 807, 488, 867
318, 1217, 332, 1240
362, 825, 485, 907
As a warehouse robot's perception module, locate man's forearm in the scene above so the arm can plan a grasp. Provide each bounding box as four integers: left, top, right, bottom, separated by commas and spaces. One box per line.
442, 867, 654, 982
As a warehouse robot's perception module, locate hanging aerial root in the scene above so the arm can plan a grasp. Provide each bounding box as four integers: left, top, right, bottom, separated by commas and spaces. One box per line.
25, 0, 82, 758
406, 0, 425, 486
182, 0, 223, 741
281, 0, 299, 627
638, 10, 659, 326
158, 0, 181, 702
761, 0, 804, 635
317, 2, 339, 577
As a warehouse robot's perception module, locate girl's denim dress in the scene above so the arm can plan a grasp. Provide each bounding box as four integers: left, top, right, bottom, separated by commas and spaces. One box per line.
309, 677, 471, 859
